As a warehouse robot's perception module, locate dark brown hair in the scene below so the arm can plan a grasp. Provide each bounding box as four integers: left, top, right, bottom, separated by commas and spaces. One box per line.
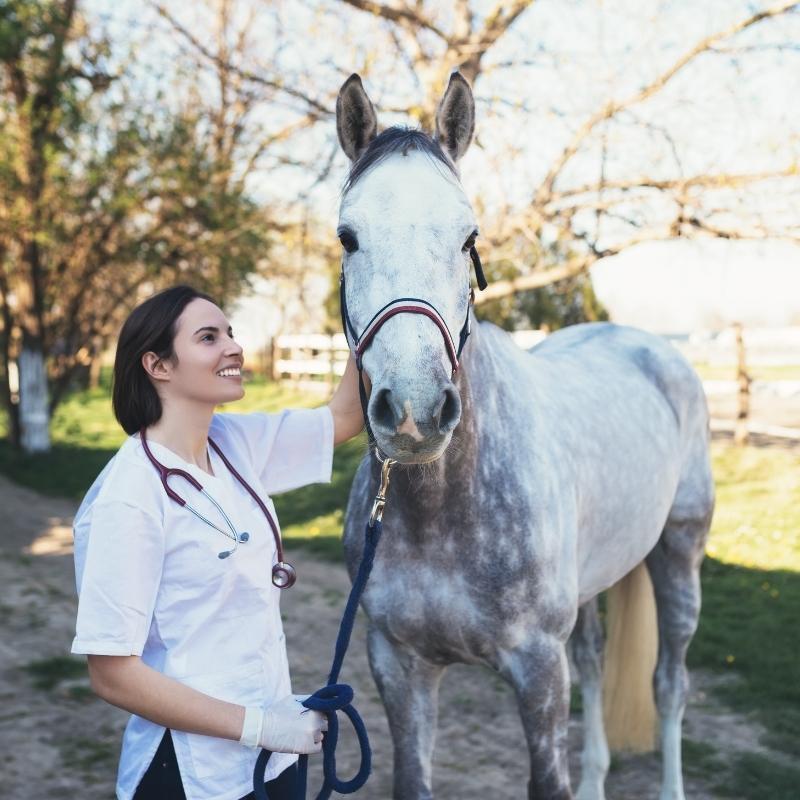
112, 285, 215, 435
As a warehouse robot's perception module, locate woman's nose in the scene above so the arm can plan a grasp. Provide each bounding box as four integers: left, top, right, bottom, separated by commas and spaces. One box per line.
226, 338, 243, 356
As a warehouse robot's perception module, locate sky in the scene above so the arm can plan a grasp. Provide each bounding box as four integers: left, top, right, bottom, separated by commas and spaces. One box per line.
591, 239, 800, 332
83, 0, 800, 336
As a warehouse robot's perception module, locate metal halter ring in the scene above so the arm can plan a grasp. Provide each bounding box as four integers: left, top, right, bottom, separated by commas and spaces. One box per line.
369, 455, 395, 526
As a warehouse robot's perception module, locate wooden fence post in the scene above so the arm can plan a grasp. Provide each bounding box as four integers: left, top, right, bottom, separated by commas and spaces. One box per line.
733, 322, 750, 446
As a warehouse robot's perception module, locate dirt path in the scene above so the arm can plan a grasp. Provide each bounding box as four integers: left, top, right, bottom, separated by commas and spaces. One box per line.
0, 474, 778, 799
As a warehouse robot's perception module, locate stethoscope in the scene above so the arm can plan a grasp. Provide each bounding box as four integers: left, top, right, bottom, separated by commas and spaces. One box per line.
139, 428, 296, 589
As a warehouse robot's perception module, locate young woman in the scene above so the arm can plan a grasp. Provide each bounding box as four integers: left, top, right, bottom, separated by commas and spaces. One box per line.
70, 285, 366, 800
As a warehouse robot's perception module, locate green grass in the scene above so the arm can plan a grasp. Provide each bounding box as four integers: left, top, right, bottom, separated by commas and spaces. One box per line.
690, 558, 800, 751
682, 740, 800, 800
25, 655, 88, 690
706, 444, 800, 571
721, 752, 800, 799
0, 377, 326, 500
687, 443, 800, 757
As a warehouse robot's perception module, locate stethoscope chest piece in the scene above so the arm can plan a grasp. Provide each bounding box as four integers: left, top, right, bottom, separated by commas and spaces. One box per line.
272, 561, 296, 589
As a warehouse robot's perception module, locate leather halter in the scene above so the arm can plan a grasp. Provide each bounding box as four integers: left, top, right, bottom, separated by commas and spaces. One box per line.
339, 246, 487, 447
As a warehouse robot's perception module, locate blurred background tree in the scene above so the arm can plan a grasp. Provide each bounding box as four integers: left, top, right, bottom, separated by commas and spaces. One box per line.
0, 0, 278, 452
1, 0, 798, 451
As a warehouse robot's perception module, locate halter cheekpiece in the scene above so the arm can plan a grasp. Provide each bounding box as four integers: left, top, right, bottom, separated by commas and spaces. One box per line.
339, 245, 487, 445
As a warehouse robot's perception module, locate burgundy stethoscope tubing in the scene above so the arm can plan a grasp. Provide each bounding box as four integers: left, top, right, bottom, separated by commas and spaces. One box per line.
139, 428, 296, 589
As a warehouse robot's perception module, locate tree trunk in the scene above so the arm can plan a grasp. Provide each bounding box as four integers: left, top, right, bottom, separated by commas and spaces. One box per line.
0, 359, 21, 450
18, 335, 50, 453
0, 272, 22, 448
733, 322, 750, 446
89, 354, 102, 389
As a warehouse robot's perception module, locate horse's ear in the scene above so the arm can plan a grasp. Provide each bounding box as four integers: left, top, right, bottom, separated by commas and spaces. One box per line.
435, 72, 475, 162
337, 74, 378, 162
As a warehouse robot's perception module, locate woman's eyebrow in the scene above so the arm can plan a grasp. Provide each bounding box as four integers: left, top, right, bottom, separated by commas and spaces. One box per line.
193, 325, 233, 336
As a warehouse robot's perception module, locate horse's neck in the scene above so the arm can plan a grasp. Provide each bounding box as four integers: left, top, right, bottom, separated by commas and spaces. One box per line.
382, 315, 495, 517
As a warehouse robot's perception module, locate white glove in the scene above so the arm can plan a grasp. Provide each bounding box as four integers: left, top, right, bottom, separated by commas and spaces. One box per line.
241, 695, 327, 754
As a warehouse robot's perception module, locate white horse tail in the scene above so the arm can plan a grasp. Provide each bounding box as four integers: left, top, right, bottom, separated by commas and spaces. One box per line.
601, 561, 658, 752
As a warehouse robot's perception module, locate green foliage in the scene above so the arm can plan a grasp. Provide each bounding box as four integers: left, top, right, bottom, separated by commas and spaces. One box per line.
0, 1, 275, 440
475, 250, 609, 331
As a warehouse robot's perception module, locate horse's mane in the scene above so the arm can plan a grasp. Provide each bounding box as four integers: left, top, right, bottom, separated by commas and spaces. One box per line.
344, 126, 457, 193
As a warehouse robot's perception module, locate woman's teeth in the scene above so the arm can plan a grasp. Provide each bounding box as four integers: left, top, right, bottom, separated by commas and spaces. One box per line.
217, 368, 241, 377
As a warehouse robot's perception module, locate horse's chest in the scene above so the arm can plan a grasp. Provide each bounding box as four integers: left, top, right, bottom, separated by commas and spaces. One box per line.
363, 566, 492, 663
362, 555, 553, 664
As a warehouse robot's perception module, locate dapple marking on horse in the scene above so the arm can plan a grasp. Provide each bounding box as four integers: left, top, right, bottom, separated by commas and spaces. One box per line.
336, 72, 714, 800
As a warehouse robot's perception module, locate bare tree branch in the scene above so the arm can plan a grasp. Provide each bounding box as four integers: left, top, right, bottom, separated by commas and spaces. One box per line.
546, 168, 799, 206
338, 0, 449, 41
473, 253, 600, 304
534, 1, 800, 207
150, 2, 334, 116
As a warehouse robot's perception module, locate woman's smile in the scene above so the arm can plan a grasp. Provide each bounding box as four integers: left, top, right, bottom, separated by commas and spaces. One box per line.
216, 366, 242, 380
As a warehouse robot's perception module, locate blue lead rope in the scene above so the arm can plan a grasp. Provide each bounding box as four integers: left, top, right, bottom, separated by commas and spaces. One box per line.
252, 515, 385, 799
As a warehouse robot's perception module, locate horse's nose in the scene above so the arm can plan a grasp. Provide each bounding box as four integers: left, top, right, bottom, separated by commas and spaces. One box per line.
370, 385, 461, 436
435, 384, 461, 433
370, 388, 404, 433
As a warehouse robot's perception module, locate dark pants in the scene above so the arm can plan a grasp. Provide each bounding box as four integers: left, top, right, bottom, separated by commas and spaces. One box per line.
133, 730, 298, 800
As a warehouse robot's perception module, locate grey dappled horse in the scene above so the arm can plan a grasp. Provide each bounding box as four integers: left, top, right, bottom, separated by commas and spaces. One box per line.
336, 73, 714, 800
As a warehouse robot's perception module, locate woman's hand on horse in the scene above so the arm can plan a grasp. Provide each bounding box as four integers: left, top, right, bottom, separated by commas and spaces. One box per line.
329, 353, 367, 445
258, 694, 327, 754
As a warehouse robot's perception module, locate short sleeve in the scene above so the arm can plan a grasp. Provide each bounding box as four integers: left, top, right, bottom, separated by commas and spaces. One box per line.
216, 406, 334, 496
71, 501, 165, 657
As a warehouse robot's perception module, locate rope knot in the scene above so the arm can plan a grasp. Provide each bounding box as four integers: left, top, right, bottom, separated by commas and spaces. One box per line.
302, 684, 354, 713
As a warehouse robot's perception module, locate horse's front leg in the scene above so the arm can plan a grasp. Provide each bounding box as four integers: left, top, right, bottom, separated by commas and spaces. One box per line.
367, 624, 445, 800
503, 635, 574, 800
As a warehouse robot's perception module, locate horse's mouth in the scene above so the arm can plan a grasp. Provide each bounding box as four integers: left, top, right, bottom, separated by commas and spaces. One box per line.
373, 431, 452, 464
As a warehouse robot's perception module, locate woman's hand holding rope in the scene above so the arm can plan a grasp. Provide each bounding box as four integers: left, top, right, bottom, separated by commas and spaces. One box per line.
240, 695, 327, 755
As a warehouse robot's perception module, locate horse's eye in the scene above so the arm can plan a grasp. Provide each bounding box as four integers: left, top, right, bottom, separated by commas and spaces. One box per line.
462, 229, 478, 252
338, 230, 359, 254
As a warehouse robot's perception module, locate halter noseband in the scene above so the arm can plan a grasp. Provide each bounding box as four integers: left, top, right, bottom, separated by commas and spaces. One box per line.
339, 246, 488, 447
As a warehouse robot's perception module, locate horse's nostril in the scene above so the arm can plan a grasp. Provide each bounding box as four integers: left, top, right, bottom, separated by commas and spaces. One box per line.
437, 386, 461, 433
371, 388, 400, 432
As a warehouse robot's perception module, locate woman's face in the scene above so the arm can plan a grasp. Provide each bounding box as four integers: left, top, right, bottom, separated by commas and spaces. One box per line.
151, 298, 245, 407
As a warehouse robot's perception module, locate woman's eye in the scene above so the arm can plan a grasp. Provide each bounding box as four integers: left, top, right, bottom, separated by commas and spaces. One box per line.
338, 230, 359, 254
462, 230, 478, 252
202, 334, 215, 342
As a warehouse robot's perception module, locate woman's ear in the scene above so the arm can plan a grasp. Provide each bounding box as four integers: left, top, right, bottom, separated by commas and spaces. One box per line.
142, 352, 170, 382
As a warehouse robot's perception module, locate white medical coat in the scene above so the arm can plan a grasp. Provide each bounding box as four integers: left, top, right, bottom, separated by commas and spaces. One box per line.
71, 406, 334, 800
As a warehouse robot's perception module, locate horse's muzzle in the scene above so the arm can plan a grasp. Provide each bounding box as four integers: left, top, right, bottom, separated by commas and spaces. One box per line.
368, 383, 461, 460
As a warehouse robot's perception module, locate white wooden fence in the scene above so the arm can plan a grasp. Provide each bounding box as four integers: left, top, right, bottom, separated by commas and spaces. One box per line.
271, 333, 350, 392
271, 330, 548, 390
271, 329, 800, 440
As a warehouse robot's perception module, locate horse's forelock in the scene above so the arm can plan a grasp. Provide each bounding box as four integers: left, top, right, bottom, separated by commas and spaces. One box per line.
343, 126, 458, 194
